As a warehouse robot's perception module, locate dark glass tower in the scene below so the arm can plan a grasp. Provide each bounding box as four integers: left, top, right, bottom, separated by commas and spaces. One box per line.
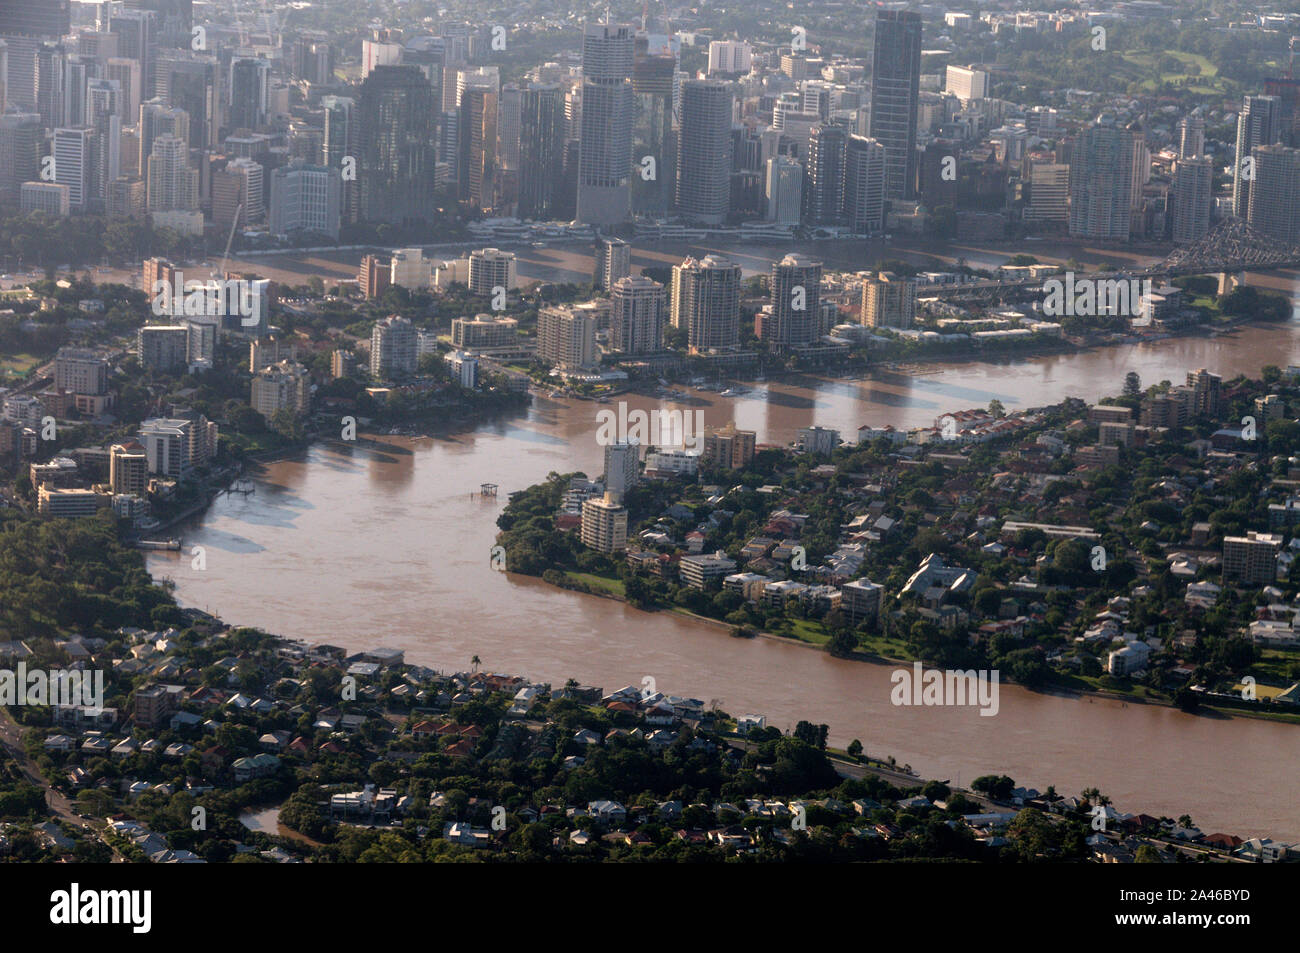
358, 65, 436, 224
867, 10, 921, 200
518, 83, 566, 220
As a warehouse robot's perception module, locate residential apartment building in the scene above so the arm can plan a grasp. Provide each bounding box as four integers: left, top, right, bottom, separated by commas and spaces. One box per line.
679, 551, 738, 589
138, 415, 218, 477
109, 440, 148, 495
702, 423, 756, 469
860, 272, 917, 329
251, 360, 311, 421
671, 255, 741, 352
370, 315, 417, 380
537, 306, 597, 370
609, 275, 666, 355
581, 493, 628, 553
137, 324, 190, 372
451, 314, 520, 351
467, 247, 517, 294
1222, 532, 1282, 587
54, 348, 108, 395
841, 578, 883, 624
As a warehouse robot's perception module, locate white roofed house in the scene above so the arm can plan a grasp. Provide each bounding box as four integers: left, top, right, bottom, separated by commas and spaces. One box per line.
1184, 580, 1221, 610
735, 714, 766, 734
587, 800, 627, 826
1107, 640, 1153, 676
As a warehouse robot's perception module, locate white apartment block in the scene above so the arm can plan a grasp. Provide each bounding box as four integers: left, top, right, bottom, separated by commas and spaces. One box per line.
581, 493, 628, 554
537, 306, 597, 370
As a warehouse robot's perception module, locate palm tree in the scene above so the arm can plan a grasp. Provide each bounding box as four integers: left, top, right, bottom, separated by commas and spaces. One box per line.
470, 655, 481, 674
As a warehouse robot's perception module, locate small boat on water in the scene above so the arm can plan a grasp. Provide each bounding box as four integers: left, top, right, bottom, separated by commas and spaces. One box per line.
137, 538, 182, 551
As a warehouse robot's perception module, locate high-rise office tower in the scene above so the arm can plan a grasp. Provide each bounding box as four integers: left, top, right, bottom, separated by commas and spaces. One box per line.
138, 99, 188, 171
59, 53, 90, 128
1264, 77, 1300, 146
76, 30, 119, 63
0, 40, 8, 113
456, 66, 499, 107
804, 122, 847, 225
0, 110, 42, 203
867, 10, 922, 200
945, 65, 987, 104
320, 95, 357, 225
671, 255, 741, 351
358, 65, 436, 224
52, 126, 94, 212
1178, 113, 1205, 159
609, 275, 666, 354
1129, 124, 1150, 211
843, 135, 887, 234
802, 80, 834, 120
1023, 160, 1070, 226
498, 83, 521, 172
437, 107, 459, 182
517, 83, 566, 221
1171, 156, 1213, 244
157, 52, 216, 150
594, 236, 631, 289
631, 30, 678, 217
707, 40, 751, 77
765, 155, 803, 225
87, 78, 123, 203
576, 23, 634, 226
107, 175, 146, 219
402, 35, 446, 107
1068, 119, 1135, 240
2, 35, 39, 111
1247, 143, 1300, 243
212, 156, 264, 227
0, 0, 66, 112
146, 133, 198, 211
105, 57, 141, 122
0, 0, 68, 110
676, 79, 732, 225
0, 0, 70, 38
269, 161, 341, 239
458, 85, 499, 212
1234, 95, 1282, 217
762, 254, 823, 349
733, 126, 765, 175
35, 42, 68, 129
108, 7, 156, 98
228, 56, 271, 133
128, 0, 192, 50
292, 31, 334, 86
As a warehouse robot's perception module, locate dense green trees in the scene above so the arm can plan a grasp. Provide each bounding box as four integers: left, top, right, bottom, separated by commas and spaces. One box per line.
0, 512, 175, 639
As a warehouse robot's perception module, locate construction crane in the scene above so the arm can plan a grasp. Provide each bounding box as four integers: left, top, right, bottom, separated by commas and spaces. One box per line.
214, 204, 243, 279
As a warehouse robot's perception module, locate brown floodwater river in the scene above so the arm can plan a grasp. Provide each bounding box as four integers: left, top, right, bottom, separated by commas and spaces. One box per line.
148, 306, 1300, 841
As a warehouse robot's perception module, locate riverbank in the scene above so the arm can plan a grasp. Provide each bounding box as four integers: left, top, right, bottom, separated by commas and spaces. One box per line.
145, 327, 1300, 841
531, 567, 1300, 725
